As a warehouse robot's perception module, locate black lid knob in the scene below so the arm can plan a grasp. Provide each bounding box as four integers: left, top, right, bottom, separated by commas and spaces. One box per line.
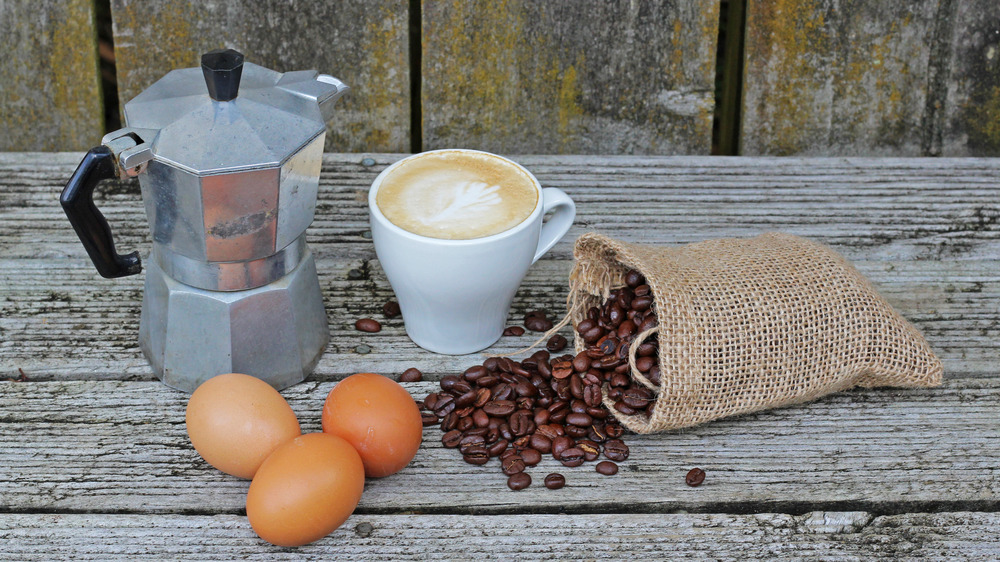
201, 49, 244, 102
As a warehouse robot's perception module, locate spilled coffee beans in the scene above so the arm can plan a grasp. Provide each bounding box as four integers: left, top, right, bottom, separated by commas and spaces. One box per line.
420, 269, 659, 491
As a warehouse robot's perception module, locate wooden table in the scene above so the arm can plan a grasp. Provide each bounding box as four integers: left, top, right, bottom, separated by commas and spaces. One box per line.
1, 153, 998, 559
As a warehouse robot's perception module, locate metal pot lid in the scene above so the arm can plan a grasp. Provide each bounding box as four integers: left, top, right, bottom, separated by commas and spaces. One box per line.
122, 49, 346, 176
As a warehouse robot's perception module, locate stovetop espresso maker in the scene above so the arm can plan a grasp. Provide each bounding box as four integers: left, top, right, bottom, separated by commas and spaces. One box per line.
61, 49, 347, 392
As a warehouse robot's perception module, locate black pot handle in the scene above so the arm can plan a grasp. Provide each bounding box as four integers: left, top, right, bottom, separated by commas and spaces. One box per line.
60, 146, 142, 278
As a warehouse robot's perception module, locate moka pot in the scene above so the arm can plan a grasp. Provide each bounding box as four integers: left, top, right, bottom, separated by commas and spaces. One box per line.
60, 49, 348, 392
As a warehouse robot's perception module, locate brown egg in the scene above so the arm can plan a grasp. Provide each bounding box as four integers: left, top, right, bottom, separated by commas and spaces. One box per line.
185, 373, 301, 479
322, 373, 423, 478
246, 432, 365, 547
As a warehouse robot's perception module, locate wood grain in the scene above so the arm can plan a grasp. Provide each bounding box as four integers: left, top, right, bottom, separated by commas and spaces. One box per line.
420, 0, 719, 154
941, 0, 1000, 156
2, 511, 998, 560
109, 0, 410, 152
0, 0, 103, 151
0, 379, 997, 514
1, 154, 997, 380
742, 0, 1000, 157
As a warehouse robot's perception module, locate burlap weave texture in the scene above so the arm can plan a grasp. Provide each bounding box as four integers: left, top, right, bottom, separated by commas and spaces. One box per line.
569, 232, 943, 434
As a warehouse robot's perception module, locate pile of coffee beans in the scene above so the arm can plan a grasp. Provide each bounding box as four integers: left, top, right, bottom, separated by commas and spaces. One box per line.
420, 269, 661, 490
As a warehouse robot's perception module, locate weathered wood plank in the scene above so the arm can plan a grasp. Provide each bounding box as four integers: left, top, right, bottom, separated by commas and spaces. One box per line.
2, 154, 997, 380
0, 379, 996, 513
941, 0, 1000, 156
3, 153, 1000, 262
0, 256, 996, 380
2, 511, 999, 560
420, 1, 719, 154
0, 0, 103, 151
742, 0, 944, 156
109, 0, 410, 152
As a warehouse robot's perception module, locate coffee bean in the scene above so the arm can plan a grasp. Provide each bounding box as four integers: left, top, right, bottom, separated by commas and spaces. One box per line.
441, 430, 462, 448
582, 326, 603, 343
583, 384, 602, 407
576, 319, 596, 334
587, 424, 607, 443
503, 326, 526, 337
638, 315, 658, 333
509, 410, 535, 436
576, 440, 600, 461
686, 467, 706, 487
440, 411, 459, 431
498, 423, 514, 441
433, 392, 455, 413
544, 473, 566, 490
451, 380, 473, 395
610, 373, 631, 388
458, 434, 486, 453
558, 447, 585, 467
596, 461, 619, 475
529, 433, 552, 454
565, 424, 588, 438
483, 400, 516, 417
487, 439, 509, 457
551, 436, 573, 458
472, 408, 490, 428
647, 365, 662, 386
520, 448, 542, 466
625, 270, 645, 288
455, 389, 478, 408
514, 380, 537, 398
440, 374, 462, 392
568, 375, 584, 400
615, 320, 636, 338
473, 388, 491, 408
533, 409, 550, 426
613, 401, 637, 415
635, 356, 656, 373
463, 365, 488, 382
603, 439, 630, 462
631, 295, 653, 312
566, 412, 593, 427
551, 360, 573, 379
535, 424, 563, 440
524, 310, 553, 332
355, 318, 382, 333
507, 472, 531, 491
598, 338, 617, 356
423, 392, 439, 411
462, 446, 489, 465
399, 368, 423, 382
421, 412, 438, 426
546, 334, 568, 352
622, 387, 654, 409
501, 454, 526, 476
492, 383, 514, 401
457, 416, 474, 432
382, 300, 401, 318
605, 423, 625, 439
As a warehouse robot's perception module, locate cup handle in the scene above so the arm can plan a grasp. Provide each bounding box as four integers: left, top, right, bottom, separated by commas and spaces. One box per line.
532, 188, 576, 264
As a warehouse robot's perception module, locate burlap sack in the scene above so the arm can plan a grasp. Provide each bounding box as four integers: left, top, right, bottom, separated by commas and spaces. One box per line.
568, 232, 943, 434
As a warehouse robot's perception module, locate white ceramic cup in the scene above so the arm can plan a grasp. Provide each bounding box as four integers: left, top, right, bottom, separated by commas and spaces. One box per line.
369, 149, 576, 354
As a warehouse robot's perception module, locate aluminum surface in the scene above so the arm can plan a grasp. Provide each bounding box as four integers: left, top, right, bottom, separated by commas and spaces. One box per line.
139, 250, 329, 392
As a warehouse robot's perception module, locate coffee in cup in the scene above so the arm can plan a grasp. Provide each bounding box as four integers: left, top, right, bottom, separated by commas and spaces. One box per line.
368, 149, 576, 355
374, 151, 539, 240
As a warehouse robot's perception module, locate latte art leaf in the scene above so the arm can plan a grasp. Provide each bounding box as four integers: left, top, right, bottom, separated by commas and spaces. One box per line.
375, 151, 538, 240
420, 181, 503, 226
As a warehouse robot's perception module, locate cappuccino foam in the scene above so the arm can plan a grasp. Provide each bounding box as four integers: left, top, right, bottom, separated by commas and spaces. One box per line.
375, 151, 538, 240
